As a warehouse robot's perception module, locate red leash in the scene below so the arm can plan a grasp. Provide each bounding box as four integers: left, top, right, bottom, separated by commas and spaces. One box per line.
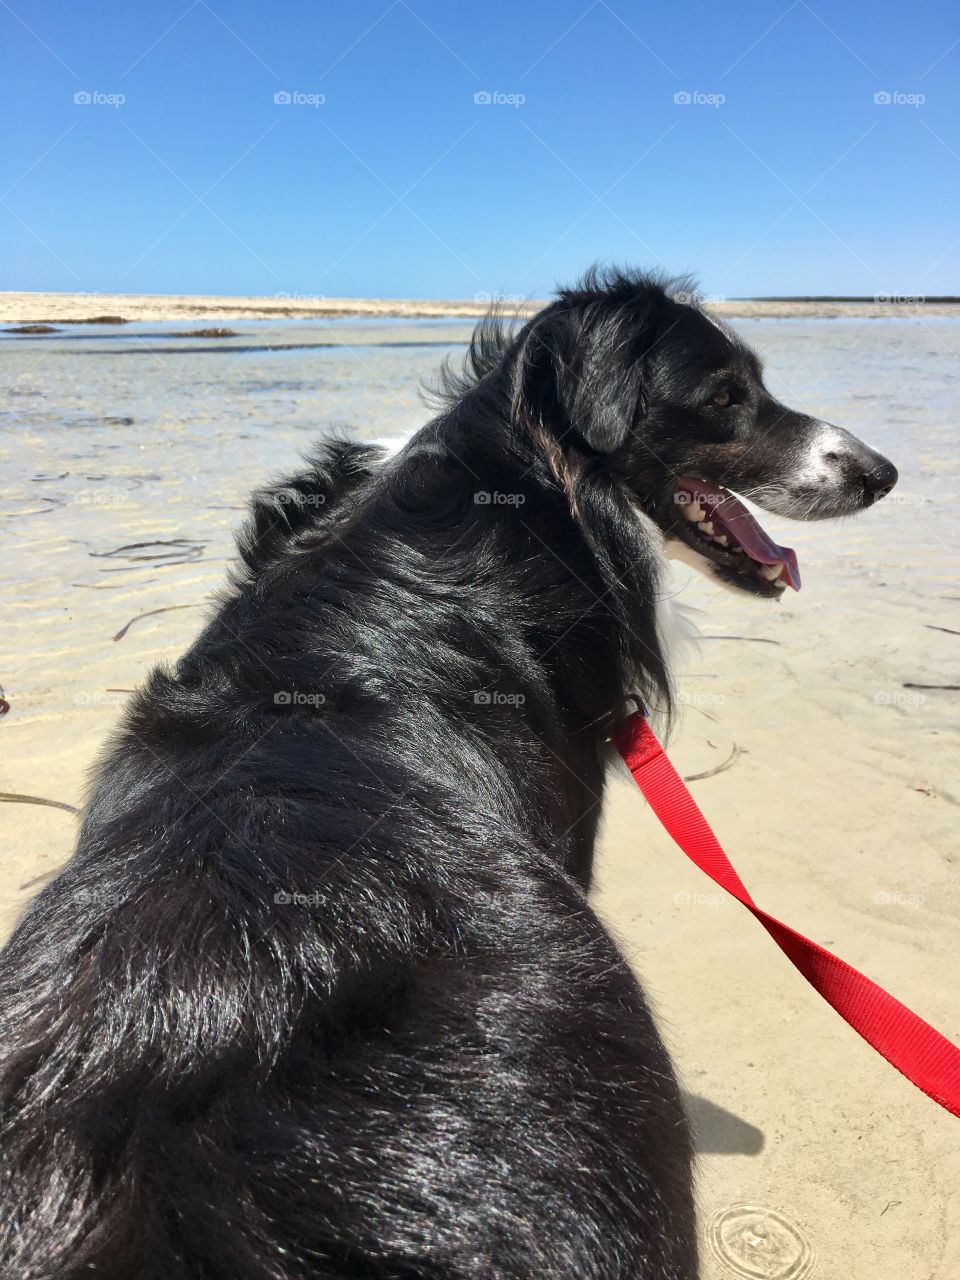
613, 710, 960, 1118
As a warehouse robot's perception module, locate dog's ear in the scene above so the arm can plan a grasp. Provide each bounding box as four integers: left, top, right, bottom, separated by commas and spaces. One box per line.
514, 311, 644, 454
566, 321, 645, 452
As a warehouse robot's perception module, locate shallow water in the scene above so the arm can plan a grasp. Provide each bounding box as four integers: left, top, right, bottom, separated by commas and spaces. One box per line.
1, 315, 958, 712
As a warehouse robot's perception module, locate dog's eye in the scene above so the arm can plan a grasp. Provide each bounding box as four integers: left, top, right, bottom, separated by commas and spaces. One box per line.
711, 388, 732, 408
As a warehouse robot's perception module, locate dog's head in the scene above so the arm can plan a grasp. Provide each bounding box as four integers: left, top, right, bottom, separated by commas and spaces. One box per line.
514, 269, 897, 598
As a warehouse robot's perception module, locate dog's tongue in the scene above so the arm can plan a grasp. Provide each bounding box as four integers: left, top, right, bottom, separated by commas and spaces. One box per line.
678, 477, 801, 590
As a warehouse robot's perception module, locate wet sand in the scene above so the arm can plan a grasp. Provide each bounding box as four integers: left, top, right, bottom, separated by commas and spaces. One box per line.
2, 312, 958, 1278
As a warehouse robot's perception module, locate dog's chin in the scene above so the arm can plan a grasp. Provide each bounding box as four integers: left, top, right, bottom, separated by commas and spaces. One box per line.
664, 536, 786, 598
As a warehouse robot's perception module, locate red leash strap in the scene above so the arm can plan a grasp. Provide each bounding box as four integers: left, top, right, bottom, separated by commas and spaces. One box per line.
613, 710, 960, 1118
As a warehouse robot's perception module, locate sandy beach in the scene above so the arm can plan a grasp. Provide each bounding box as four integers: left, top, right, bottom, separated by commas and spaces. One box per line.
2, 290, 959, 324
2, 305, 958, 1277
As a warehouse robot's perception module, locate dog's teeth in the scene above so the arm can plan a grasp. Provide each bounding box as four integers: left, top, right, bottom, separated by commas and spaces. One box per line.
713, 534, 728, 547
682, 499, 704, 522
730, 545, 743, 553
698, 521, 714, 535
773, 577, 788, 590
760, 563, 784, 581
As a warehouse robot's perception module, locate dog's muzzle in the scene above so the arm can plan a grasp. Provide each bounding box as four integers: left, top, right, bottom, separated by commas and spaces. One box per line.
758, 415, 899, 520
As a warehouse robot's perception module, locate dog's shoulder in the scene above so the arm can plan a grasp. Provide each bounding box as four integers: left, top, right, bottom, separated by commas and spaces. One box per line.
234, 438, 385, 578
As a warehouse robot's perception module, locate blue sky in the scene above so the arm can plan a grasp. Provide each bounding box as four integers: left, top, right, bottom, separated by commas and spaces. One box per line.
2, 0, 958, 298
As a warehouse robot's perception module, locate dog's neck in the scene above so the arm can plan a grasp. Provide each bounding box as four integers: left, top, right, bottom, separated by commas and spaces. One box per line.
388, 406, 674, 737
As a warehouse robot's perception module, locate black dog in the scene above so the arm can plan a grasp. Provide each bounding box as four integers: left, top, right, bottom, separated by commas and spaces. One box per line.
0, 269, 896, 1279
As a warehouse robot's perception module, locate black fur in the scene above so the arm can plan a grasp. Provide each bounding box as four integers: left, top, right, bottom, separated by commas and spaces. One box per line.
0, 267, 897, 1279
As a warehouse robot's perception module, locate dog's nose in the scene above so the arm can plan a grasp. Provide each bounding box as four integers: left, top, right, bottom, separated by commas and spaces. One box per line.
863, 456, 898, 502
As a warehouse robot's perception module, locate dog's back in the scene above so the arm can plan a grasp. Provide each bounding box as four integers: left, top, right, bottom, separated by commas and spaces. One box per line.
0, 433, 695, 1278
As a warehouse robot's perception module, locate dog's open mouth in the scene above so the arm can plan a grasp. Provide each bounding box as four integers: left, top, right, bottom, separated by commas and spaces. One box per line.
674, 477, 801, 591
